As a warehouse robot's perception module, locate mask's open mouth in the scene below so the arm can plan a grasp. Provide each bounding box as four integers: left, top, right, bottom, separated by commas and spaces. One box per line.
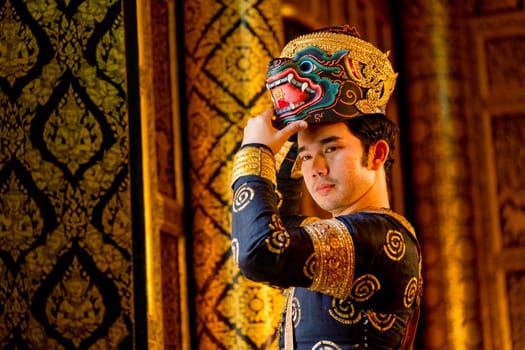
266, 69, 321, 117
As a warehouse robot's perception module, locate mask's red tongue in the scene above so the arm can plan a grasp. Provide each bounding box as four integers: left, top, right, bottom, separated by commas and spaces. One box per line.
271, 84, 308, 111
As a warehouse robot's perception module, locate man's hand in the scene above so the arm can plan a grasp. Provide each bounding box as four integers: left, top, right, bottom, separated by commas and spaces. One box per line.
241, 108, 307, 154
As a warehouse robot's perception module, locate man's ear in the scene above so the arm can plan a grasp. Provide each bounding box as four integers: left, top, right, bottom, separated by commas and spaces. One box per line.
368, 140, 389, 170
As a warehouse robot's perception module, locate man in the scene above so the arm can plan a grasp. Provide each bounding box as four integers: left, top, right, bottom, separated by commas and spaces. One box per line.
231, 25, 422, 350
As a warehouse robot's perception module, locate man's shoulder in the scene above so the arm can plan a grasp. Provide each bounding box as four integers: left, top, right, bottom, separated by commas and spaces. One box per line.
335, 209, 418, 243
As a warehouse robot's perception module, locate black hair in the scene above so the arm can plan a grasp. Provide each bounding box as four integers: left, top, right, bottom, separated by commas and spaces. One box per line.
344, 113, 399, 176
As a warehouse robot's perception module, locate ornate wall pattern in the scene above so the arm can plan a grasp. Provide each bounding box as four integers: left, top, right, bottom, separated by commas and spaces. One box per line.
482, 113, 525, 350
0, 0, 135, 348
468, 10, 525, 350
181, 0, 286, 348
400, 1, 482, 349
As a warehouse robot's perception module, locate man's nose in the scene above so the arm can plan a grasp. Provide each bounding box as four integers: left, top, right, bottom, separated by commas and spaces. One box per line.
311, 155, 328, 176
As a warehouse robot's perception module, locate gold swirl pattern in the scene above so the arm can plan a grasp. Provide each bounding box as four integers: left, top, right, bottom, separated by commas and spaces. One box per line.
232, 183, 255, 213
231, 238, 239, 266
265, 214, 290, 253
329, 297, 361, 325
303, 253, 316, 280
383, 229, 406, 261
311, 340, 343, 350
403, 277, 418, 308
303, 218, 355, 299
350, 274, 380, 302
275, 188, 283, 209
366, 310, 396, 331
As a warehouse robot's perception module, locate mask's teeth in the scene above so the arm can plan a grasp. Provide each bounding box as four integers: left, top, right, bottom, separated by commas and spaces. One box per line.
276, 101, 306, 114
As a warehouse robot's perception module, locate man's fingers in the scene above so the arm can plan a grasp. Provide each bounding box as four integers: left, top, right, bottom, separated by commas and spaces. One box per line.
261, 108, 274, 119
242, 110, 307, 154
279, 120, 308, 140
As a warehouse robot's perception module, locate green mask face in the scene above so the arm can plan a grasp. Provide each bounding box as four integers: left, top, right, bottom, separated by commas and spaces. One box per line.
266, 26, 397, 130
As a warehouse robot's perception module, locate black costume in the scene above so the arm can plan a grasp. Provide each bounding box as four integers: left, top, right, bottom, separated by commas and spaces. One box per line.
232, 24, 423, 350
231, 145, 422, 350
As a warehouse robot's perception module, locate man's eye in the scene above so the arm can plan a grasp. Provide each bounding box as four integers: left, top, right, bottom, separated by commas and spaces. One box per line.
300, 155, 311, 161
299, 60, 315, 73
325, 146, 337, 153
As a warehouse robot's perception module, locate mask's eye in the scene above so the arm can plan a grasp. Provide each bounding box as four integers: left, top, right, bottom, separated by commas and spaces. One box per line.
299, 60, 315, 73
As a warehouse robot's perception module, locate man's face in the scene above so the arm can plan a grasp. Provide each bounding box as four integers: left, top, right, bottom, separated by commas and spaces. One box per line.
297, 122, 377, 216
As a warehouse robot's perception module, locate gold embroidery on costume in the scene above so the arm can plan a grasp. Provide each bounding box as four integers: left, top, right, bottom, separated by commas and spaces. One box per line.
366, 310, 396, 331
232, 183, 255, 213
383, 229, 406, 261
311, 340, 343, 350
361, 208, 416, 242
231, 146, 276, 186
303, 253, 316, 279
266, 214, 290, 253
403, 277, 418, 308
350, 274, 380, 302
275, 188, 283, 209
329, 298, 361, 325
303, 219, 355, 299
300, 216, 321, 226
231, 239, 239, 266
274, 141, 293, 171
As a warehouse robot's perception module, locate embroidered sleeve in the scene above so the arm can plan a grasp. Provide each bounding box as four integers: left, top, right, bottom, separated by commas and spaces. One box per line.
302, 218, 355, 299
231, 145, 276, 187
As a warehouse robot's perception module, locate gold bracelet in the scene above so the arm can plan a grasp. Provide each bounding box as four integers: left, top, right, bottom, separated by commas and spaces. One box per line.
231, 146, 276, 186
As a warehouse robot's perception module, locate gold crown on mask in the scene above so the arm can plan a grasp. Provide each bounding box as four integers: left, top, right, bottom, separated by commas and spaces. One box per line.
280, 25, 397, 114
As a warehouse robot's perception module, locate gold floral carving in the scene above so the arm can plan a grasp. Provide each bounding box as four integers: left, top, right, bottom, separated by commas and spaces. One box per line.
0, 0, 133, 348
181, 0, 286, 348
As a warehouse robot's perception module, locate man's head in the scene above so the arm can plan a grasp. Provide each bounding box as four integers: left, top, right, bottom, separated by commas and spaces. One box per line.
297, 115, 397, 215
266, 25, 397, 129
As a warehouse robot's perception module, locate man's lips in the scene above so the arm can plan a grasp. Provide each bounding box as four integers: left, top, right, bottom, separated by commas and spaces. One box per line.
314, 183, 335, 195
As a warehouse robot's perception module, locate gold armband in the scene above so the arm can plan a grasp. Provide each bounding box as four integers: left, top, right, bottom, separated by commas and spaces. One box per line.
231, 146, 276, 186
303, 218, 355, 299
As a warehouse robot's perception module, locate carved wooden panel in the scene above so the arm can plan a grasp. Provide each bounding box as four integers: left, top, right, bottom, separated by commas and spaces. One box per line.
134, 0, 189, 348
478, 0, 522, 13
468, 12, 525, 350
147, 0, 189, 348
